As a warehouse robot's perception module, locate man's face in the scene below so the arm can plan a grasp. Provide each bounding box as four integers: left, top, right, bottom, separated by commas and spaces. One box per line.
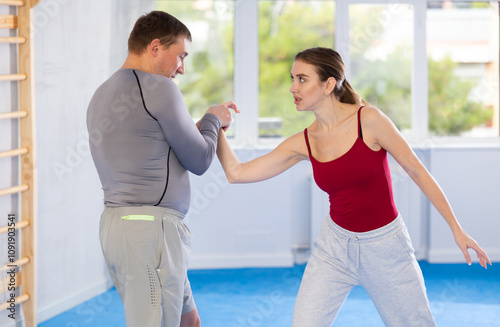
154, 36, 190, 79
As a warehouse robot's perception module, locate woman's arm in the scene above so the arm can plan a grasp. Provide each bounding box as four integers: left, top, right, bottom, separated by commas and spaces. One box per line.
217, 130, 309, 184
363, 107, 491, 268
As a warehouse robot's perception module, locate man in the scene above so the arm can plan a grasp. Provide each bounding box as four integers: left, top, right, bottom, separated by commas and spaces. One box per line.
87, 11, 237, 327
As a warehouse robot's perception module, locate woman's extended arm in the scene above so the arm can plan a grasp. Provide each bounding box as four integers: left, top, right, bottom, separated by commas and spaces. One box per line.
363, 107, 491, 268
216, 130, 309, 184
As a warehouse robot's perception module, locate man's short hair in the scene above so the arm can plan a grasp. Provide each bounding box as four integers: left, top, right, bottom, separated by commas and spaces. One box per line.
128, 11, 192, 55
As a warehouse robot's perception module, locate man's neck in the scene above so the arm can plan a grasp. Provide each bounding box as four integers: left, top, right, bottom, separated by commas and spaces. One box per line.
121, 53, 152, 74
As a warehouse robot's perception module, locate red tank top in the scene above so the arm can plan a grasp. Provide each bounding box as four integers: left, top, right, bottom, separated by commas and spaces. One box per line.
304, 106, 398, 232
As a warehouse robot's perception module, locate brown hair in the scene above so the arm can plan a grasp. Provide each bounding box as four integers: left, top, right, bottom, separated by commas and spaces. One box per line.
128, 11, 192, 55
295, 47, 367, 105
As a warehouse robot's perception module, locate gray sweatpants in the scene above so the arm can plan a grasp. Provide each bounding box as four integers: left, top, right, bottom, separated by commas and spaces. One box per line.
292, 214, 437, 327
99, 206, 196, 327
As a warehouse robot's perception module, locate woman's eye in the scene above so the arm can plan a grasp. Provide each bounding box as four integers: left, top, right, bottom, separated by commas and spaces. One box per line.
291, 76, 305, 83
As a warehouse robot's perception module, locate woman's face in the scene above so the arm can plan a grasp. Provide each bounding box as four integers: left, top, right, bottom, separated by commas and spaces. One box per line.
290, 60, 330, 112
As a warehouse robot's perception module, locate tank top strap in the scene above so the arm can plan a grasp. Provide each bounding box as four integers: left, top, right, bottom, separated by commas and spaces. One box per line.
303, 128, 312, 157
357, 106, 365, 140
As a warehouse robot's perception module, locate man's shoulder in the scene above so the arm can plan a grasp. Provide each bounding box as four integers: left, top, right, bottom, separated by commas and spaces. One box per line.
95, 69, 136, 91
95, 69, 178, 95
132, 70, 182, 97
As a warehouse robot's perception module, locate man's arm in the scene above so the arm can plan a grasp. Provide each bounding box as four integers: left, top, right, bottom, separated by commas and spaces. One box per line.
145, 75, 234, 175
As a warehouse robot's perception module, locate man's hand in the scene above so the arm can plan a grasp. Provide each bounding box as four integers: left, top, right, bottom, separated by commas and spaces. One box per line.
206, 101, 239, 130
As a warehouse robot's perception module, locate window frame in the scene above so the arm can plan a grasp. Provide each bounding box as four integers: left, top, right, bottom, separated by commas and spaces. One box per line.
231, 0, 499, 146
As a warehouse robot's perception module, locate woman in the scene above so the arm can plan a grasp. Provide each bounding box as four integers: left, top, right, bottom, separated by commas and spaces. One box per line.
216, 47, 491, 326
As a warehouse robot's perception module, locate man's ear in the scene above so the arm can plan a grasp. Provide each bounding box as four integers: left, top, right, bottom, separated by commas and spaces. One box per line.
149, 39, 162, 57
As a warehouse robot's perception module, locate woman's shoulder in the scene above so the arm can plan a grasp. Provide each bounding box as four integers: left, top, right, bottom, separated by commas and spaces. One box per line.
283, 130, 307, 146
276, 129, 311, 159
360, 105, 392, 127
360, 105, 383, 117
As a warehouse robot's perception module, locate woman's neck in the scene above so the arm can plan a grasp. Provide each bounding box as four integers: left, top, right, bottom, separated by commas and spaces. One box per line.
312, 101, 359, 131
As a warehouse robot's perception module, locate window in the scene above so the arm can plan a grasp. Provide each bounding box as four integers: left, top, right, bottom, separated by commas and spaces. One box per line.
349, 3, 414, 133
258, 1, 335, 137
157, 0, 500, 141
427, 2, 499, 137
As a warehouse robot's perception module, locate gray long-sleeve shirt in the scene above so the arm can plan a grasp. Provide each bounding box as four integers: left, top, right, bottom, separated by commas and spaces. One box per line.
87, 69, 222, 214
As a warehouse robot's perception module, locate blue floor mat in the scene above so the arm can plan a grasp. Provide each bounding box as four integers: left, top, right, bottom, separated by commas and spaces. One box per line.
39, 262, 500, 327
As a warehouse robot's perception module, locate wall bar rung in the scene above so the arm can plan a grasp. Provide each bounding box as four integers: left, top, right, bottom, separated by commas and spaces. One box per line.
0, 74, 27, 82
0, 111, 28, 120
0, 294, 29, 312
0, 184, 29, 197
0, 220, 29, 235
0, 15, 17, 29
0, 36, 26, 44
0, 148, 28, 159
2, 257, 30, 273
0, 0, 25, 6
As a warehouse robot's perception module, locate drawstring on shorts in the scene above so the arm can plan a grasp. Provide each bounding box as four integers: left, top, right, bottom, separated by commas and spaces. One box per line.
345, 235, 360, 273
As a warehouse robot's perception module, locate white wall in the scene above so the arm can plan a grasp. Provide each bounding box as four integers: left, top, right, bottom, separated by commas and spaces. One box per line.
33, 0, 114, 323
1, 0, 499, 325
428, 146, 500, 262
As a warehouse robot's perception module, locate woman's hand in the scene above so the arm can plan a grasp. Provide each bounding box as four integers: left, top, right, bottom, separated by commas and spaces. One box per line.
453, 228, 492, 269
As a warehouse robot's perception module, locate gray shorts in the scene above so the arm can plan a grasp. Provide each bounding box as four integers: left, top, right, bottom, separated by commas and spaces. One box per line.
99, 206, 196, 327
292, 214, 436, 327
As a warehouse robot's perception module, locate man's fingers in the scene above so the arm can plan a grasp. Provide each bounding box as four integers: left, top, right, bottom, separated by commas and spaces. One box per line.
224, 101, 240, 113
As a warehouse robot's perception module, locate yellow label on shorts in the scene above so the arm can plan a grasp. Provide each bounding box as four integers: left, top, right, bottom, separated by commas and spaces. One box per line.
121, 215, 155, 221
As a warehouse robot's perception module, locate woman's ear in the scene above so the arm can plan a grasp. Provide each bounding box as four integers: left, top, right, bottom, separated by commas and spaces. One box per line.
324, 77, 336, 96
